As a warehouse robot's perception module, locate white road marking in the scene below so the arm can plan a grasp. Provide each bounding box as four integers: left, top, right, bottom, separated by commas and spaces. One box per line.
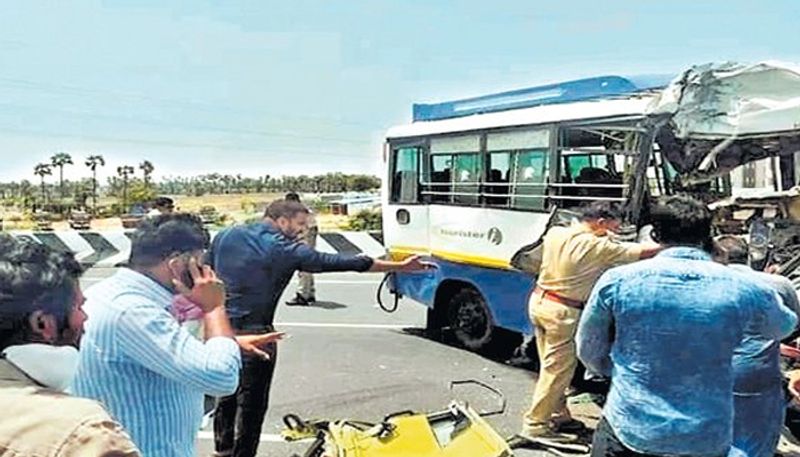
274, 322, 412, 329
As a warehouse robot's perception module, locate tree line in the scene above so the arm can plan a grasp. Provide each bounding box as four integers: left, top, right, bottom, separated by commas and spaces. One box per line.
0, 153, 381, 214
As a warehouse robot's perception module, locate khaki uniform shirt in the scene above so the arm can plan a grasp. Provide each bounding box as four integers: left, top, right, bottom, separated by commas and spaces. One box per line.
536, 222, 643, 303
0, 358, 140, 457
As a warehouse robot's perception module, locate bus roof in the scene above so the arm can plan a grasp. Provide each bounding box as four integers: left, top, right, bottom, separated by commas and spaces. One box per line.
387, 93, 656, 139
412, 74, 674, 122
387, 74, 674, 140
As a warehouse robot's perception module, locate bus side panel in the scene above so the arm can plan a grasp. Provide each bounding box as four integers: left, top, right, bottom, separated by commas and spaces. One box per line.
393, 258, 535, 334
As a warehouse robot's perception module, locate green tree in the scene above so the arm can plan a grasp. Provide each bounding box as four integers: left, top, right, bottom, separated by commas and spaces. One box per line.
129, 180, 156, 206
117, 165, 135, 213
348, 175, 381, 192
139, 160, 154, 187
18, 180, 34, 209
347, 210, 382, 231
33, 163, 52, 205
50, 152, 73, 199
85, 155, 105, 215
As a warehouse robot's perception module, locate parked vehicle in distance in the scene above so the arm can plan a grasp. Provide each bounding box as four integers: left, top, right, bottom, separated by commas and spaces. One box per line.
33, 212, 53, 231
121, 205, 147, 229
68, 210, 92, 230
199, 205, 221, 225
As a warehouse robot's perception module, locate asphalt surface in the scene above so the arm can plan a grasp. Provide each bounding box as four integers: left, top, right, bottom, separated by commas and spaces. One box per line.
80, 269, 599, 457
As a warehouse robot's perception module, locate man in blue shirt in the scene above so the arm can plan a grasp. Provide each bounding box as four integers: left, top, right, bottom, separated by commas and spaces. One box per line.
714, 235, 800, 457
577, 195, 798, 457
208, 198, 432, 457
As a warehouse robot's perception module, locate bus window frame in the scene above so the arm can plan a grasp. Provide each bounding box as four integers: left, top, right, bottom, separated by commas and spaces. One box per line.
388, 139, 427, 206
387, 115, 682, 218
551, 118, 650, 211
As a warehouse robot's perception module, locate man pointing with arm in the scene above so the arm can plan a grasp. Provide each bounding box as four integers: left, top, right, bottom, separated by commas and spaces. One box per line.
209, 198, 432, 457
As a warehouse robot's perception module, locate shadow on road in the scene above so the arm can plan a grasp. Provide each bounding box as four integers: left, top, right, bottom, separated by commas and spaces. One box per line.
397, 327, 533, 369
309, 300, 348, 310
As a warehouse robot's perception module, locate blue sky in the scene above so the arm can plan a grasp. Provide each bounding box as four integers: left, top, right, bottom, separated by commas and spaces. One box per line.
0, 0, 797, 182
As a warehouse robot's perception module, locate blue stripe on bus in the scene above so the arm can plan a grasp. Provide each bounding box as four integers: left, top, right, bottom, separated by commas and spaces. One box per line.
392, 257, 535, 334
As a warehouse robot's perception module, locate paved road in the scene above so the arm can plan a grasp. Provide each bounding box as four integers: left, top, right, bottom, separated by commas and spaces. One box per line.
80, 269, 597, 456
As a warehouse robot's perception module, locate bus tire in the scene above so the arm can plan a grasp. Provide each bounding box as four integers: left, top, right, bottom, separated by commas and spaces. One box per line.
446, 288, 494, 350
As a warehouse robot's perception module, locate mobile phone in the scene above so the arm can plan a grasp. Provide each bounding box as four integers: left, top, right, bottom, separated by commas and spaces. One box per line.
176, 253, 197, 289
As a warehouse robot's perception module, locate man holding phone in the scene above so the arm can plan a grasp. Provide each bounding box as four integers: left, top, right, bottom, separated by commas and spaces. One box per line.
208, 199, 434, 457
72, 214, 280, 457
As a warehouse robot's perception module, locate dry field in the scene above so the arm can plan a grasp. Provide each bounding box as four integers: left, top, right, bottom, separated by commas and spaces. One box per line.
2, 193, 352, 231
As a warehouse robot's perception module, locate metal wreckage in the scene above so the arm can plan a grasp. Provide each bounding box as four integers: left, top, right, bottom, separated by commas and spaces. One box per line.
644, 61, 800, 283
280, 62, 800, 457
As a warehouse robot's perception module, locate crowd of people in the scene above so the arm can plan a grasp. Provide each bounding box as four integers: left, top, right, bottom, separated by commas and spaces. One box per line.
0, 195, 431, 457
1, 192, 800, 457
522, 195, 800, 457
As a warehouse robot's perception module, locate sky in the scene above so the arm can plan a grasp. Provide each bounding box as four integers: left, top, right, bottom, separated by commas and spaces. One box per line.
0, 0, 798, 183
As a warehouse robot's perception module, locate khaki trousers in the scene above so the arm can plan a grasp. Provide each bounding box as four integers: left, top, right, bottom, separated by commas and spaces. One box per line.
522, 291, 581, 434
297, 226, 318, 299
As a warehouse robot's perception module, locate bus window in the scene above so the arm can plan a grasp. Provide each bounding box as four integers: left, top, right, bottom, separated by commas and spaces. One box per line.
486, 152, 510, 207
453, 153, 481, 205
425, 135, 481, 205
390, 147, 421, 203
511, 149, 549, 210
428, 155, 453, 203
487, 128, 550, 211
556, 125, 633, 208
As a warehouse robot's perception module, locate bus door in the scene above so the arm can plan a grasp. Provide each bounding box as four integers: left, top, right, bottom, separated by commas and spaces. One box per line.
385, 141, 430, 258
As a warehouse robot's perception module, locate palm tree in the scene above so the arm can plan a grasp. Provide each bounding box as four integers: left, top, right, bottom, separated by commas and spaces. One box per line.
85, 155, 105, 215
50, 152, 73, 199
34, 163, 52, 205
139, 160, 154, 187
117, 165, 135, 213
19, 180, 34, 209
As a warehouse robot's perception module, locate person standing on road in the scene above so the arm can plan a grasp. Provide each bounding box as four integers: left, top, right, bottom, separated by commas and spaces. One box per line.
577, 195, 798, 457
521, 201, 660, 444
208, 198, 433, 457
0, 235, 141, 456
72, 214, 253, 457
714, 235, 800, 457
284, 192, 319, 306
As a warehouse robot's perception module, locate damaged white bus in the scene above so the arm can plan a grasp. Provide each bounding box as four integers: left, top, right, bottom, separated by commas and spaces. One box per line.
381, 61, 800, 353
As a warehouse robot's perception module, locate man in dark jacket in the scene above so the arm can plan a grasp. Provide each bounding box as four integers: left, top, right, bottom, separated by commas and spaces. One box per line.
209, 199, 431, 457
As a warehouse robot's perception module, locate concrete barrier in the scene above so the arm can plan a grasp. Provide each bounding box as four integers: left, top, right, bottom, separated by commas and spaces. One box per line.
5, 229, 386, 268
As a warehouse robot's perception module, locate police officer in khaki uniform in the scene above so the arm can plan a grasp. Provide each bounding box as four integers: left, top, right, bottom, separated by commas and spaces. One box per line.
285, 192, 319, 306
521, 202, 660, 444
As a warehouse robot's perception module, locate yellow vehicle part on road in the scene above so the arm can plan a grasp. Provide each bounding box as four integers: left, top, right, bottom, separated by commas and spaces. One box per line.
284, 402, 513, 457
329, 414, 511, 456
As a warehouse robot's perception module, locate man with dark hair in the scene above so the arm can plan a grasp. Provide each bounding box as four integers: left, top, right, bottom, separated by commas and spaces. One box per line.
520, 201, 660, 444
714, 235, 800, 457
148, 196, 175, 216
0, 235, 140, 455
209, 198, 433, 457
577, 195, 798, 457
72, 214, 245, 457
284, 192, 319, 306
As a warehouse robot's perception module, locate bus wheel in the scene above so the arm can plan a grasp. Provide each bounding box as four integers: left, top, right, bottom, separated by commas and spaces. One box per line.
446, 288, 493, 350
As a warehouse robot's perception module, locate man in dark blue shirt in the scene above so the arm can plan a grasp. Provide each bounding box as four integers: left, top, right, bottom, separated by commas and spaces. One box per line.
208, 198, 431, 457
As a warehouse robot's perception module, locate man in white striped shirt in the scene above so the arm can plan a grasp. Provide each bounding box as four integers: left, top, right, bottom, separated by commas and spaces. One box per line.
72, 214, 243, 457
